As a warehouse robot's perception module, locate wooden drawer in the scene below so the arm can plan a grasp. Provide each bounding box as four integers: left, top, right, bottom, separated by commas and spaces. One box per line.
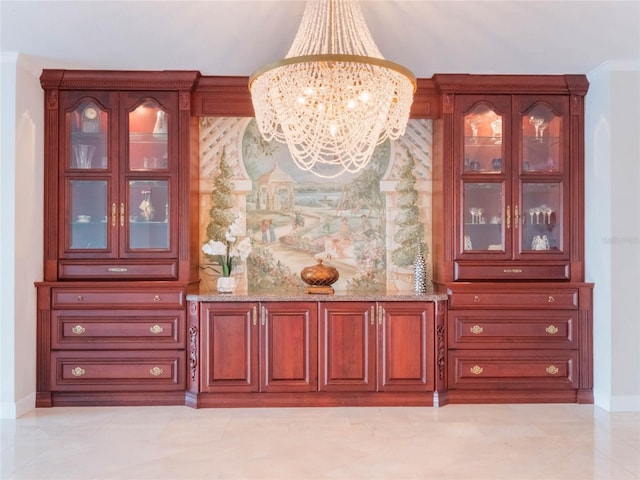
51, 310, 186, 349
51, 350, 185, 391
52, 288, 185, 308
448, 310, 577, 349
58, 261, 178, 280
448, 289, 578, 309
448, 350, 579, 389
454, 262, 570, 281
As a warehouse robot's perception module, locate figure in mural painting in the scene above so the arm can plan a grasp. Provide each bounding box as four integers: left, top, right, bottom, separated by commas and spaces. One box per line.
268, 219, 276, 243
261, 219, 268, 244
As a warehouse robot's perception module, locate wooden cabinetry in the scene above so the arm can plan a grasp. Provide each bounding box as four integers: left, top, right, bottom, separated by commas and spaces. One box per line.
432, 75, 593, 404
186, 298, 446, 407
319, 301, 434, 393
36, 70, 200, 407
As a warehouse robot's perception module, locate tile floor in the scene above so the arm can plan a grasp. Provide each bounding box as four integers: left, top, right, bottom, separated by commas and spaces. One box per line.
1, 404, 638, 480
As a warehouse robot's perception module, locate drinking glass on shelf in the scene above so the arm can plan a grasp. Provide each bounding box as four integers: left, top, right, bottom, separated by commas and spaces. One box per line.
477, 208, 485, 224
529, 115, 544, 139
467, 118, 480, 144
534, 207, 542, 224
528, 208, 535, 224
469, 207, 478, 224
73, 144, 95, 169
538, 122, 549, 142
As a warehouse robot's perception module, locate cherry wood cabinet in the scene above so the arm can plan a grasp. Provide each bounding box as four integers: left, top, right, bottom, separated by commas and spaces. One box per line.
186, 298, 447, 408
431, 74, 593, 404
318, 301, 434, 393
36, 70, 200, 407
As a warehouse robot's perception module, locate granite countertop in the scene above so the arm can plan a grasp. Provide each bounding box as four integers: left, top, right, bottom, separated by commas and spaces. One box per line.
187, 289, 448, 302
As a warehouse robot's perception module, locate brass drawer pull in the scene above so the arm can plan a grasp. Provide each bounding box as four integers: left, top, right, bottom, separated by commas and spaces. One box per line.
545, 325, 559, 335
71, 367, 85, 377
546, 365, 559, 375
473, 295, 480, 303
470, 325, 483, 335
149, 324, 164, 334
149, 367, 163, 376
470, 365, 484, 375
76, 295, 84, 303
71, 325, 86, 335
108, 267, 128, 272
153, 295, 161, 302
503, 268, 522, 273
548, 296, 555, 303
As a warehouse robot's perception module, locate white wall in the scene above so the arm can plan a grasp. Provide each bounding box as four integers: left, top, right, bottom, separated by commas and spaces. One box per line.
1, 57, 638, 417
586, 62, 640, 412
0, 54, 43, 418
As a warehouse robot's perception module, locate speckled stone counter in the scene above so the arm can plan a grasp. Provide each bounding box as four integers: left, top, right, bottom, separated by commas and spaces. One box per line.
187, 289, 448, 302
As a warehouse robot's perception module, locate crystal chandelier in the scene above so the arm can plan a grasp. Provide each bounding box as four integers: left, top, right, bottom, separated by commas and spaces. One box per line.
249, 0, 416, 178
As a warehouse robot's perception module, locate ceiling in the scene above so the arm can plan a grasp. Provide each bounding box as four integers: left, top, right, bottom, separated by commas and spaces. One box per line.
1, 0, 639, 79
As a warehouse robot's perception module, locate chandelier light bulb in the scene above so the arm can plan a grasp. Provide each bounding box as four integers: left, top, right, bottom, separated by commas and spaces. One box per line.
249, 0, 416, 178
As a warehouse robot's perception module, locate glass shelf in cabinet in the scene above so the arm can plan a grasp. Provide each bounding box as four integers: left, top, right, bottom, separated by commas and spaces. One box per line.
129, 132, 168, 144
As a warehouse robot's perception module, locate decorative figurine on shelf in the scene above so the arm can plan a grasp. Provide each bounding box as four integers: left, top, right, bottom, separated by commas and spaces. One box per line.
413, 242, 427, 294
138, 189, 155, 221
464, 235, 473, 251
531, 235, 550, 250
153, 110, 167, 136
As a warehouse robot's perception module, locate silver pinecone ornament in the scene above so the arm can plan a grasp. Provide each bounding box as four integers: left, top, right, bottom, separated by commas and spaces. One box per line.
414, 242, 427, 294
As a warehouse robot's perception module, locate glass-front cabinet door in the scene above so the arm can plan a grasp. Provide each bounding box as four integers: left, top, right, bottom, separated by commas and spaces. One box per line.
60, 91, 178, 263
456, 95, 570, 266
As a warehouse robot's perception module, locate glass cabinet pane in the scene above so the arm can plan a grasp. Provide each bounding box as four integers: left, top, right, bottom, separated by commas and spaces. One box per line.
69, 180, 108, 249
463, 104, 504, 174
128, 180, 170, 250
128, 99, 169, 171
463, 182, 505, 252
68, 100, 108, 170
521, 182, 562, 252
522, 104, 561, 173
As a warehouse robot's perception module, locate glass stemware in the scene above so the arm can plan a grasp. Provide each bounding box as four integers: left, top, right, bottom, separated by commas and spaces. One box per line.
529, 208, 535, 224
467, 118, 480, 144
529, 115, 544, 139
538, 122, 549, 142
469, 207, 478, 224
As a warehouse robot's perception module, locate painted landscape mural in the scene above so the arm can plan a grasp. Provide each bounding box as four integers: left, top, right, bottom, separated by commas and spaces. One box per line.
198, 117, 433, 293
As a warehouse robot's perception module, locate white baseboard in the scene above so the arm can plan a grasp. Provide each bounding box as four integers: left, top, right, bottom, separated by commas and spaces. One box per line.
0, 392, 35, 419
595, 393, 640, 412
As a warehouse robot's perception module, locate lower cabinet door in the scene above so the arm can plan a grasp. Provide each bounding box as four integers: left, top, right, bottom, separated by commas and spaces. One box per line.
448, 350, 579, 389
200, 302, 259, 393
319, 302, 376, 392
51, 350, 185, 391
378, 302, 434, 392
261, 302, 318, 392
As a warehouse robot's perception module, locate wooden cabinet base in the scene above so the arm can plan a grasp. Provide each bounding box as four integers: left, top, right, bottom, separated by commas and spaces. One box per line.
38, 391, 186, 407
447, 389, 593, 404
186, 391, 439, 408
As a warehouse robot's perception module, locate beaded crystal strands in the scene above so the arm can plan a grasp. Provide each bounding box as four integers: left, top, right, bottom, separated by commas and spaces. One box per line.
249, 0, 416, 178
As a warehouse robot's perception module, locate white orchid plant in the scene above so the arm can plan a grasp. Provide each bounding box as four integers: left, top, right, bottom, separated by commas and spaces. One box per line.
202, 214, 252, 277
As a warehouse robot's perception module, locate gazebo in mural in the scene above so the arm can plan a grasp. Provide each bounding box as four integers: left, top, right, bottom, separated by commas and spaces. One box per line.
257, 163, 295, 211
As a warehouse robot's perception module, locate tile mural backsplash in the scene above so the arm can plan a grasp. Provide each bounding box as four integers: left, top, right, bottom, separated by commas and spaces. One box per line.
199, 118, 433, 293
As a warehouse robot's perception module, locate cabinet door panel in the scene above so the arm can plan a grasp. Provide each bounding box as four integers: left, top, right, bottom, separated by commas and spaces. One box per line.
319, 302, 376, 392
200, 303, 258, 393
378, 302, 434, 391
261, 302, 317, 392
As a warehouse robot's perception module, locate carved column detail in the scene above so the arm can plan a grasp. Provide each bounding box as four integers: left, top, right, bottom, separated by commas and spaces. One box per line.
189, 326, 198, 382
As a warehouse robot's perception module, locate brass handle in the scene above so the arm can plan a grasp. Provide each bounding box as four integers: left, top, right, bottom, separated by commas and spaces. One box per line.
548, 296, 555, 303
470, 325, 483, 335
76, 295, 84, 303
470, 365, 484, 375
71, 325, 86, 335
546, 365, 559, 375
545, 325, 559, 335
120, 202, 125, 227
107, 267, 128, 272
252, 306, 257, 326
473, 295, 480, 303
149, 367, 163, 376
503, 268, 522, 273
378, 306, 384, 325
153, 295, 161, 302
514, 205, 519, 229
370, 306, 374, 325
149, 325, 163, 334
261, 305, 266, 326
111, 203, 117, 227
506, 205, 511, 229
71, 367, 85, 377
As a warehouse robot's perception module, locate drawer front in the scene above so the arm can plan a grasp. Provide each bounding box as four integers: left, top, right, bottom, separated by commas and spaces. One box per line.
51, 310, 186, 349
448, 350, 579, 389
58, 261, 178, 280
449, 290, 578, 309
52, 288, 185, 308
454, 263, 570, 281
51, 350, 185, 391
449, 310, 577, 349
